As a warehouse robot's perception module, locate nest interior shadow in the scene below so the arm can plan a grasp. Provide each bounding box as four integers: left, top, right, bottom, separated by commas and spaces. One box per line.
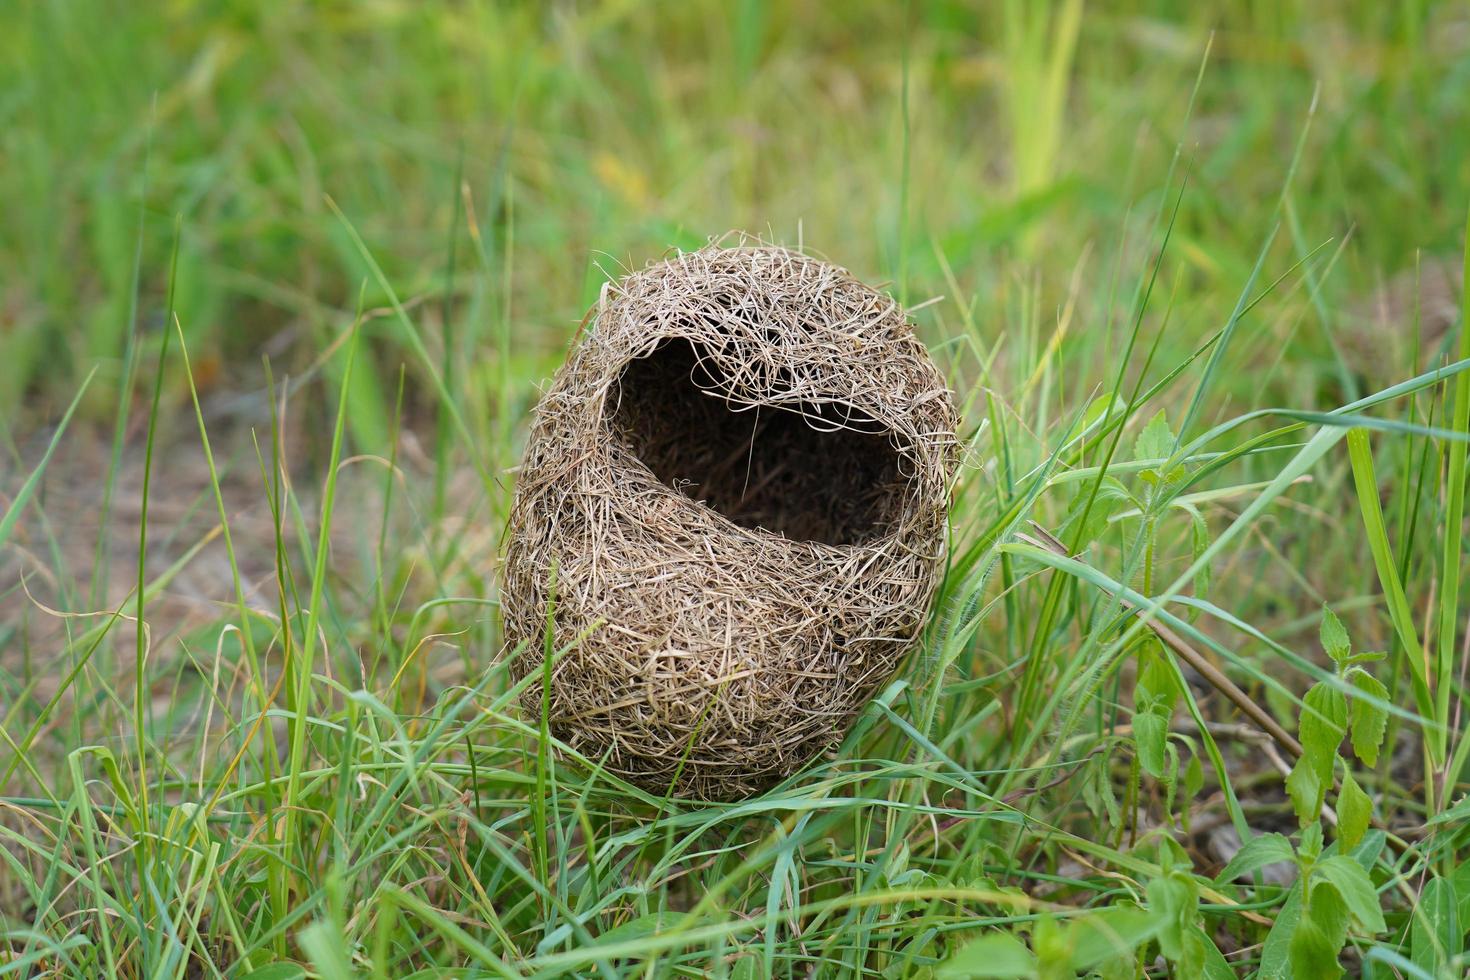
608, 339, 910, 546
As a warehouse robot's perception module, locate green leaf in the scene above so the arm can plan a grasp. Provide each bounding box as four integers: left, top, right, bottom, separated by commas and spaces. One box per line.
1336, 771, 1372, 851
1313, 856, 1387, 934
1183, 751, 1204, 802
1290, 881, 1348, 980
1137, 643, 1180, 711
1185, 926, 1236, 980
1287, 751, 1325, 827
1093, 956, 1133, 980
1032, 917, 1068, 980
1346, 428, 1435, 737
1161, 742, 1180, 818
1146, 872, 1197, 962
1348, 830, 1388, 871
237, 967, 306, 980
1454, 858, 1470, 933
1259, 880, 1304, 979
595, 912, 691, 944
1133, 409, 1175, 463
1320, 606, 1351, 665
885, 839, 911, 885
1347, 670, 1389, 768
297, 921, 355, 980
1065, 908, 1164, 973
1082, 752, 1121, 827
1300, 682, 1348, 765
1298, 823, 1324, 861
1410, 877, 1461, 975
1080, 393, 1116, 429
1426, 794, 1470, 827
1216, 832, 1296, 884
1134, 711, 1169, 779
1059, 476, 1131, 549
1189, 508, 1212, 603
1290, 682, 1346, 825
937, 931, 1036, 978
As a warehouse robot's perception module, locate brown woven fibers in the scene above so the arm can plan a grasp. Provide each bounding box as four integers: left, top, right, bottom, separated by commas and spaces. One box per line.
502, 241, 959, 799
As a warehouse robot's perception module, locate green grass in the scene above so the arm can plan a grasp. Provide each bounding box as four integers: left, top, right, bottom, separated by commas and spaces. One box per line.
3, 1, 1470, 976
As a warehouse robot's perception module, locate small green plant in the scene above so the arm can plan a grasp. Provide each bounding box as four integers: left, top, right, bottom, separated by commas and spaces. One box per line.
936, 907, 1158, 979
1217, 820, 1385, 979
1220, 608, 1391, 978
937, 840, 1235, 978
1284, 607, 1388, 836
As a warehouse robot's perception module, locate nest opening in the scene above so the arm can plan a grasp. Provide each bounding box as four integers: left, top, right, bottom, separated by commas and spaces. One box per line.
608, 338, 910, 546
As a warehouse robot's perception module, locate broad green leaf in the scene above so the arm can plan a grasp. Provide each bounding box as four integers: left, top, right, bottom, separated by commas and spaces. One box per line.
1291, 682, 1347, 824
297, 921, 354, 980
1300, 682, 1348, 765
1183, 752, 1204, 801
595, 912, 691, 944
1320, 606, 1350, 665
1154, 834, 1190, 873
1298, 823, 1324, 861
1133, 409, 1175, 463
1137, 643, 1180, 711
237, 967, 306, 980
1313, 856, 1387, 934
1455, 859, 1470, 934
937, 931, 1036, 978
1032, 917, 1068, 980
1059, 476, 1131, 549
1094, 955, 1134, 980
1066, 908, 1163, 973
1259, 880, 1304, 979
1146, 872, 1196, 961
1410, 877, 1461, 976
1287, 751, 1325, 827
1290, 882, 1348, 980
1134, 711, 1169, 779
1080, 392, 1116, 429
1349, 830, 1388, 871
1336, 771, 1371, 851
1216, 832, 1296, 884
1347, 669, 1389, 768
1186, 926, 1236, 980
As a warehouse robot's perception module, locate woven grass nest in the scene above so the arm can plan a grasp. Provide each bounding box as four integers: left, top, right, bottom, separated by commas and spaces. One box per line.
502, 241, 959, 800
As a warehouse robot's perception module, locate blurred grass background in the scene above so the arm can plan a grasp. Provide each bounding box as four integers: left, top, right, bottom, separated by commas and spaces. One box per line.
5, 0, 1466, 433
4, 1, 1470, 977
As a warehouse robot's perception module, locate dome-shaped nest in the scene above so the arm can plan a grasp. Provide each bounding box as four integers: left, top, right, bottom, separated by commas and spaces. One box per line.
502, 241, 959, 800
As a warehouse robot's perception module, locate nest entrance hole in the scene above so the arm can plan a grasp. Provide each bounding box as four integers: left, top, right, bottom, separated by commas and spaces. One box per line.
609, 339, 910, 546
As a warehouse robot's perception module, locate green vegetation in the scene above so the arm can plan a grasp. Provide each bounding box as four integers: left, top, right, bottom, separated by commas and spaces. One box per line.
3, 1, 1470, 976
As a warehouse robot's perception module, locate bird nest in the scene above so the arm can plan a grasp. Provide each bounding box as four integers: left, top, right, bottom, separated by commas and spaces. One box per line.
501, 241, 959, 799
